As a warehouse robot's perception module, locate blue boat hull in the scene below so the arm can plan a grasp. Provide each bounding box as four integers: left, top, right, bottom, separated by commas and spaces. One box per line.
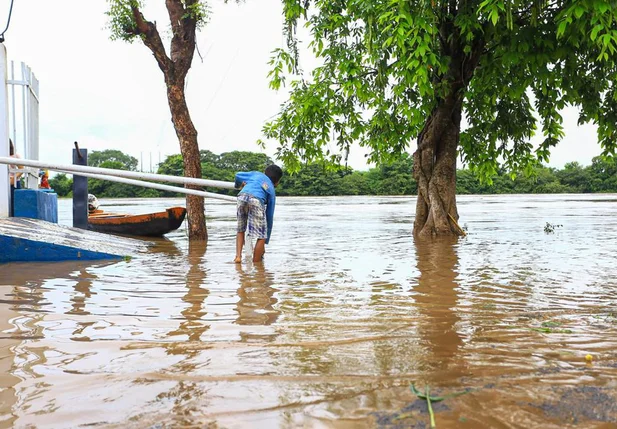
0, 217, 150, 263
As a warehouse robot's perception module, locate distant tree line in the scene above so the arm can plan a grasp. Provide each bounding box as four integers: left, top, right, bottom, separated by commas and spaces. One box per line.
49, 149, 617, 198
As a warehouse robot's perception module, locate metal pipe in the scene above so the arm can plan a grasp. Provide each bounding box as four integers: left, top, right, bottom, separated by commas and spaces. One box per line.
21, 62, 26, 159
57, 169, 236, 203
0, 45, 10, 217
0, 157, 236, 189
10, 60, 15, 146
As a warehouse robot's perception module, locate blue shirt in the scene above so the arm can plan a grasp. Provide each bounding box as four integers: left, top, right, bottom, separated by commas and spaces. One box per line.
235, 171, 276, 244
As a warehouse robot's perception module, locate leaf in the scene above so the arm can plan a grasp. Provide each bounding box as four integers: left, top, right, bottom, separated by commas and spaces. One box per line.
490, 9, 499, 26
573, 6, 585, 19
478, 0, 492, 10
591, 24, 603, 41
557, 20, 567, 37
598, 2, 609, 13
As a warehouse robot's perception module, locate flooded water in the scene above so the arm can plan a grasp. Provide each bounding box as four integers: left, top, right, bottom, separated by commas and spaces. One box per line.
2, 194, 617, 428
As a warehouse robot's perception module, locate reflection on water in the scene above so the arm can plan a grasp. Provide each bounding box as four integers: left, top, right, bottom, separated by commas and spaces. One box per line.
1, 195, 617, 428
167, 241, 209, 343
414, 239, 466, 382
67, 267, 96, 316
235, 263, 280, 327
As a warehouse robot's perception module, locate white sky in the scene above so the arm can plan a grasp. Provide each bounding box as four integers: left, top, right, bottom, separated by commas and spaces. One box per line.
1, 0, 603, 173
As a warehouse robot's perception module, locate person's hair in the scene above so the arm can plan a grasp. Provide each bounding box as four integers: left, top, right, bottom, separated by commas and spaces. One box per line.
265, 164, 283, 184
9, 139, 14, 156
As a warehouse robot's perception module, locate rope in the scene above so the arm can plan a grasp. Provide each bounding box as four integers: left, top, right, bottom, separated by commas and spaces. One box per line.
448, 213, 467, 236
0, 0, 15, 43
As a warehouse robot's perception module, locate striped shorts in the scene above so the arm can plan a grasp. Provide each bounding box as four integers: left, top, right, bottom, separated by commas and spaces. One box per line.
237, 194, 267, 239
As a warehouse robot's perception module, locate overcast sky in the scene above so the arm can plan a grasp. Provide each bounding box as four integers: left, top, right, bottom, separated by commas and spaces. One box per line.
2, 0, 603, 173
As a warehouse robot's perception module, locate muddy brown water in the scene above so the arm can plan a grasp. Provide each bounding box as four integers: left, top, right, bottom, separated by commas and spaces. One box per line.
1, 195, 617, 428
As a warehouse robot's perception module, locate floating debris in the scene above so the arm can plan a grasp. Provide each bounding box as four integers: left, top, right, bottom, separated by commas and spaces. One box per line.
394, 384, 471, 428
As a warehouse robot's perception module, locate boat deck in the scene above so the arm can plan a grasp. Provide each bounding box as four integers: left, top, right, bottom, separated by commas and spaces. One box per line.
0, 217, 151, 263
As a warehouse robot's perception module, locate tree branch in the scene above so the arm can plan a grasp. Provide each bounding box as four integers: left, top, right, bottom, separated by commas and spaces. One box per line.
166, 0, 198, 79
166, 0, 185, 36
129, 5, 171, 75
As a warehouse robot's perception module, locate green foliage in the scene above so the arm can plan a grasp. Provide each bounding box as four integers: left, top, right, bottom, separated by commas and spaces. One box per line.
455, 156, 617, 194
106, 0, 211, 42
276, 164, 349, 196
203, 150, 273, 182
89, 150, 138, 171
86, 150, 147, 198
277, 154, 416, 196
106, 0, 143, 43
157, 154, 184, 177
48, 173, 73, 197
47, 149, 617, 198
266, 0, 617, 182
155, 150, 275, 196
587, 155, 617, 192
184, 1, 211, 30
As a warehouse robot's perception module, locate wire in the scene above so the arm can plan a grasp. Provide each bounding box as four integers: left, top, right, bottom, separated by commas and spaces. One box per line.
0, 0, 15, 43
204, 46, 240, 115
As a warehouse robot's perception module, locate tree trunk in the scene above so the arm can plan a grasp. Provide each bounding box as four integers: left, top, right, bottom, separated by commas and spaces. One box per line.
167, 82, 207, 241
411, 25, 486, 239
413, 92, 464, 238
125, 2, 204, 240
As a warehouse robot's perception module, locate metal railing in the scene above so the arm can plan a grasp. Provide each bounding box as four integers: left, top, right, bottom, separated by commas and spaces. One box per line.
0, 156, 237, 203
1, 45, 41, 216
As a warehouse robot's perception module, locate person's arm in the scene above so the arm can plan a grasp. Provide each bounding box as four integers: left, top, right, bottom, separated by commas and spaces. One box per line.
10, 154, 23, 181
234, 172, 252, 189
265, 191, 276, 245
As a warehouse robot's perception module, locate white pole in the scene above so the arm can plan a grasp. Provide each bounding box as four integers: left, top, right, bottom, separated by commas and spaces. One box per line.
28, 68, 39, 160
56, 169, 236, 203
0, 156, 236, 189
26, 66, 38, 189
21, 62, 26, 160
0, 45, 10, 217
9, 60, 15, 146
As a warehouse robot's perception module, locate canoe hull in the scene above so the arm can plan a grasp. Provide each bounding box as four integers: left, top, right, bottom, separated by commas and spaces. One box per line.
88, 207, 187, 237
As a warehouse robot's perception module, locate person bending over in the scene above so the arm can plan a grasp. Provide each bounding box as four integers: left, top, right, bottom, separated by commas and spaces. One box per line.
234, 164, 283, 263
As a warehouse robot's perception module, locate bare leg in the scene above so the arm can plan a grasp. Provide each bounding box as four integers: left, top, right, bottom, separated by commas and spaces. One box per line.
253, 239, 266, 263
235, 232, 245, 263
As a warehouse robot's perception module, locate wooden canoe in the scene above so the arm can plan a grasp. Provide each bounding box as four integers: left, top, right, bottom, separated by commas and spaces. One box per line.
88, 207, 187, 237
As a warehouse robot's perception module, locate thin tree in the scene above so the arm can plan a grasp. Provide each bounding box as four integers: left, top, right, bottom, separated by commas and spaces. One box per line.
264, 0, 617, 238
107, 0, 209, 240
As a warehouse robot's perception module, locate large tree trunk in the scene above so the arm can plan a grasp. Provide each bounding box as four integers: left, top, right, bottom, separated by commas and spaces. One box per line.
413, 93, 464, 238
411, 22, 485, 238
167, 82, 206, 241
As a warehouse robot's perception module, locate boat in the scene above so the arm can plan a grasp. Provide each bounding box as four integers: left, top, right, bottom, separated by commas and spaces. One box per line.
88, 207, 187, 237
